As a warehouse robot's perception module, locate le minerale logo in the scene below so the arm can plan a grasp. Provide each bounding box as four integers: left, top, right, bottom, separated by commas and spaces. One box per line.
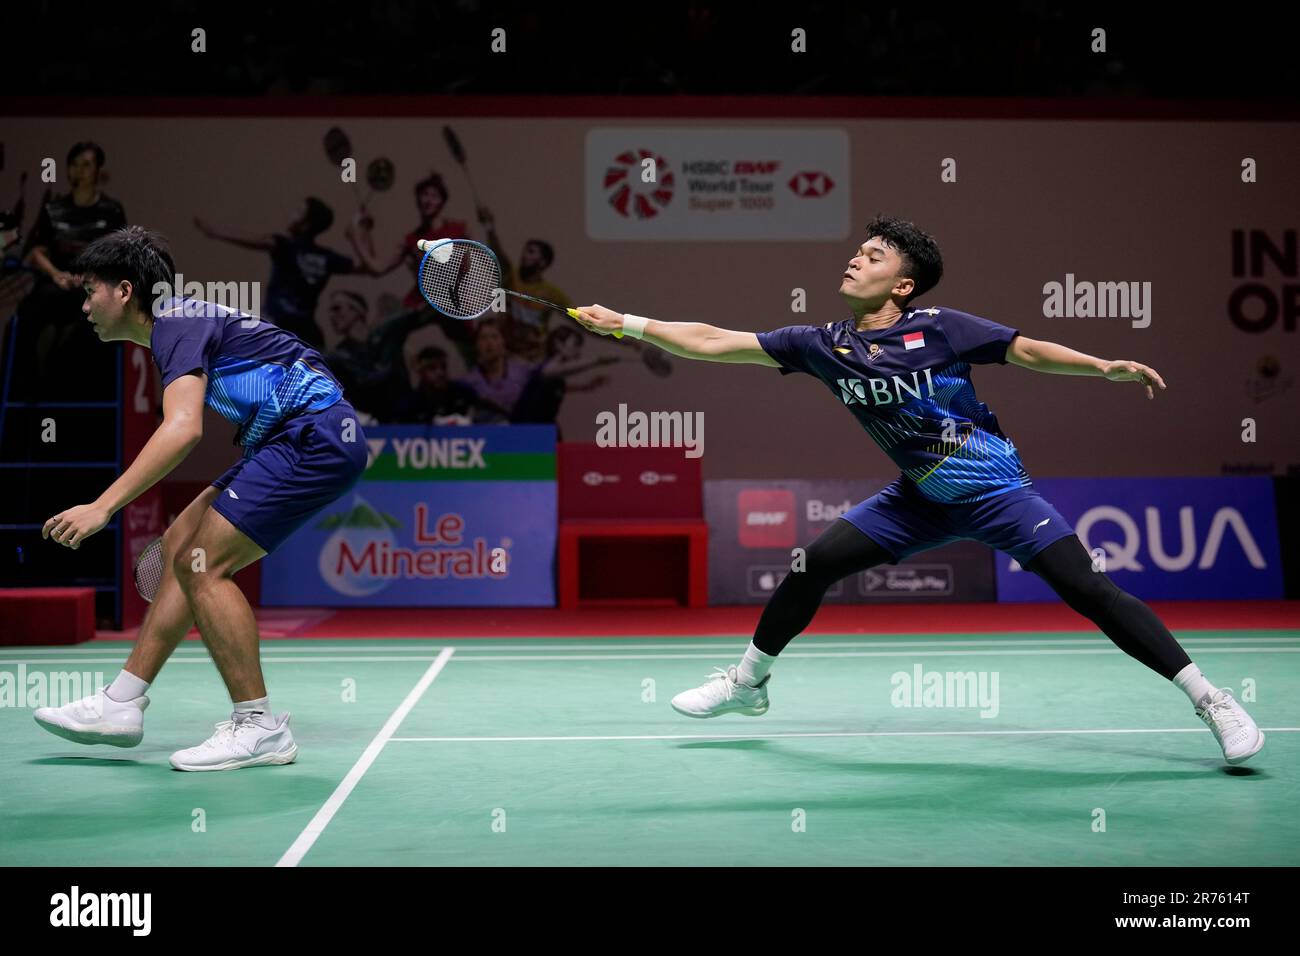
49, 886, 151, 936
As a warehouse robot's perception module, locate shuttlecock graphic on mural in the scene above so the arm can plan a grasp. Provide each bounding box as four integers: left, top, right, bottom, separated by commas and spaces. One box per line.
316, 495, 401, 597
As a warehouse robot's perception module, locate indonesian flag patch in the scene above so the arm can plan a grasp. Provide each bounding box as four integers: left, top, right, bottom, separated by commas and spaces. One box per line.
903, 332, 926, 350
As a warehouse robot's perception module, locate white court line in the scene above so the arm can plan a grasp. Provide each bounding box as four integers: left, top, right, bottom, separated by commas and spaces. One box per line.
275, 647, 455, 868
4, 635, 1296, 656
389, 727, 1300, 743
4, 647, 1300, 666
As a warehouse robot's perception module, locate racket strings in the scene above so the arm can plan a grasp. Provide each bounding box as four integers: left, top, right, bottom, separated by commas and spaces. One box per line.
133, 538, 165, 603
418, 244, 502, 320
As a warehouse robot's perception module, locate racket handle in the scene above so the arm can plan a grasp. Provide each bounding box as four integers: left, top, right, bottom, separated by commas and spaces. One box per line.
567, 307, 623, 339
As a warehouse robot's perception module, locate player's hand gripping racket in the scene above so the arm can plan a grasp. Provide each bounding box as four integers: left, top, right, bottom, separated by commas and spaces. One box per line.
415, 238, 672, 376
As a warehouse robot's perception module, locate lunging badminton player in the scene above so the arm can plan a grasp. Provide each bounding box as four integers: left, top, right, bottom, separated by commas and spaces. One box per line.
573, 216, 1264, 766
35, 226, 368, 770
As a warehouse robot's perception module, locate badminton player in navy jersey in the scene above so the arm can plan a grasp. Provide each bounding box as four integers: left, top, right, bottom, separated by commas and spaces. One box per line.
573, 216, 1264, 766
34, 226, 369, 771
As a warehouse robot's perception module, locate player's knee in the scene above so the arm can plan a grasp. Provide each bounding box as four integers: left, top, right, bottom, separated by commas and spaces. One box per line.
1060, 571, 1120, 618
172, 543, 226, 591
787, 558, 839, 592
171, 546, 198, 590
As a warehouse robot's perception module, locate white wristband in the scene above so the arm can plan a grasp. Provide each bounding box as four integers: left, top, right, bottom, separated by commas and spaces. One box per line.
621, 313, 649, 339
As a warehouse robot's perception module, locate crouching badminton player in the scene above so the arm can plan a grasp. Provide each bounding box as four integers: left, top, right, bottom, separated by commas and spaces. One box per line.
572, 215, 1264, 766
35, 226, 368, 770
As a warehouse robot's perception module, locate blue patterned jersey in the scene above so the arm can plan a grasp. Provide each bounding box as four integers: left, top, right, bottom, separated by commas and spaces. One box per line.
757, 306, 1031, 503
150, 298, 343, 451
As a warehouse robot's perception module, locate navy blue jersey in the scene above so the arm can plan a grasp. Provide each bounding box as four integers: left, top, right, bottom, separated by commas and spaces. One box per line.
757, 306, 1031, 504
151, 298, 343, 451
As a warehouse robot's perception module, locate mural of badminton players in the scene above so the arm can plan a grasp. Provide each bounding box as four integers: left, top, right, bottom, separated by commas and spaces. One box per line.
321, 289, 388, 421
344, 171, 475, 363
19, 141, 127, 397
511, 324, 622, 436
477, 205, 570, 363
390, 345, 507, 426
193, 197, 354, 349
456, 317, 535, 424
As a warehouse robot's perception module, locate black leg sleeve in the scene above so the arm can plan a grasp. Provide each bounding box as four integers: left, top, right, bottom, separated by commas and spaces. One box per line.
1024, 535, 1192, 680
752, 519, 895, 656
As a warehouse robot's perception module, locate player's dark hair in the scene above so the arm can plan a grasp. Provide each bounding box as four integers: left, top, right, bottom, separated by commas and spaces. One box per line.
416, 345, 448, 365
414, 172, 448, 203
73, 225, 176, 314
862, 215, 943, 304
66, 141, 105, 169
304, 197, 334, 236
525, 239, 555, 269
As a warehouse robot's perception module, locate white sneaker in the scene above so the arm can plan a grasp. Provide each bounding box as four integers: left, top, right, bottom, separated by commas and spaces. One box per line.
169, 712, 299, 772
34, 691, 148, 747
1196, 689, 1265, 765
671, 666, 770, 718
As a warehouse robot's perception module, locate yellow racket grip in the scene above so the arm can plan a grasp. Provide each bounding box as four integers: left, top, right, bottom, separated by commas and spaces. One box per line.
567, 307, 623, 339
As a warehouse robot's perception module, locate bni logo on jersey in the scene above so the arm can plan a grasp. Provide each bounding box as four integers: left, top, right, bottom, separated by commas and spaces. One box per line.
738, 489, 796, 548
603, 148, 675, 219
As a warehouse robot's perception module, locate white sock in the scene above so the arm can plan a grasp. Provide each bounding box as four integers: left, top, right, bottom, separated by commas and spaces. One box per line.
105, 670, 150, 703
1173, 663, 1217, 706
234, 695, 275, 728
736, 642, 777, 687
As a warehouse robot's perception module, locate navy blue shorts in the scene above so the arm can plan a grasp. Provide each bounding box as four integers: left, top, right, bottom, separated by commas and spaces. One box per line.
210, 400, 369, 553
841, 476, 1076, 567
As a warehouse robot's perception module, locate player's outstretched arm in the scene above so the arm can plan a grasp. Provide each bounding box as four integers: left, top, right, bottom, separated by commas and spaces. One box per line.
572, 305, 778, 366
1006, 335, 1167, 400
42, 375, 206, 550
192, 218, 274, 252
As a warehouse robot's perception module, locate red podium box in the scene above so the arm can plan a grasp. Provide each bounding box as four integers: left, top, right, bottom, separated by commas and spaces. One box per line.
557, 444, 707, 608
0, 588, 97, 645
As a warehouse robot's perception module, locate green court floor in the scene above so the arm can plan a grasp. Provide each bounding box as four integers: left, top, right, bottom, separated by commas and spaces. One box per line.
2, 631, 1297, 866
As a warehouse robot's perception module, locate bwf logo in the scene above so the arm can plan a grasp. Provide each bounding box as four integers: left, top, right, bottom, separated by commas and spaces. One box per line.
49, 886, 151, 936
738, 489, 796, 548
